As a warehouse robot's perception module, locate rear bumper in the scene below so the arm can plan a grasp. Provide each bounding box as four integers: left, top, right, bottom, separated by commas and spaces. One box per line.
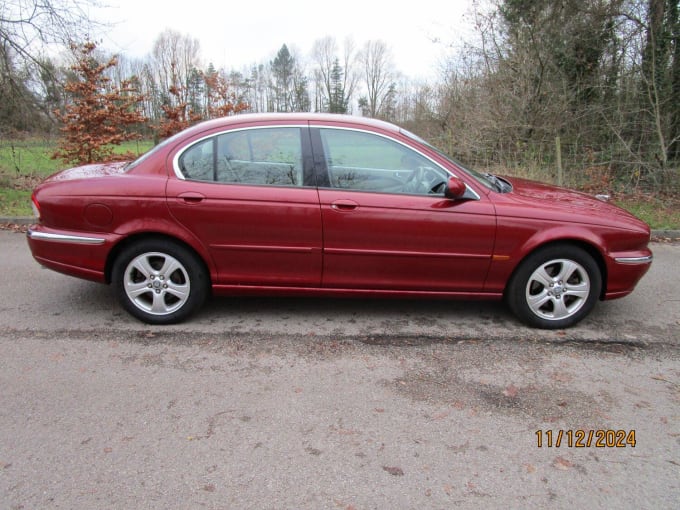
27, 225, 119, 283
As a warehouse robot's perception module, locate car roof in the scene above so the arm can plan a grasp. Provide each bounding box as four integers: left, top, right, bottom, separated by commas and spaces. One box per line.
183, 112, 402, 136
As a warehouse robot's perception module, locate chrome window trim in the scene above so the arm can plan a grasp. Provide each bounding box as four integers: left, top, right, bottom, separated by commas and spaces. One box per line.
171, 124, 306, 182
27, 230, 106, 245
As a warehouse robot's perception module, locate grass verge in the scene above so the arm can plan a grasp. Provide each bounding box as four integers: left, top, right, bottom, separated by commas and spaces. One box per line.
613, 195, 680, 231
0, 188, 32, 216
0, 138, 152, 217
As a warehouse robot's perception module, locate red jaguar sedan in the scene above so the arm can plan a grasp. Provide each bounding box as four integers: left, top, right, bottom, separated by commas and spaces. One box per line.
27, 113, 653, 328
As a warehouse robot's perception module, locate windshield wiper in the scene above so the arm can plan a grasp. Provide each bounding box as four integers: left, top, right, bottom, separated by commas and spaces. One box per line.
484, 173, 513, 193
484, 173, 504, 192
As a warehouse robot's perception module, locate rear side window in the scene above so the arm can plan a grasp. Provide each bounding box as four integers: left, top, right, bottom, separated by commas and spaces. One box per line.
178, 127, 304, 187
179, 138, 215, 181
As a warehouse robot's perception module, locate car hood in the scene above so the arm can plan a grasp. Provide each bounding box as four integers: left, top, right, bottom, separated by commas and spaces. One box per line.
501, 176, 648, 230
44, 161, 130, 182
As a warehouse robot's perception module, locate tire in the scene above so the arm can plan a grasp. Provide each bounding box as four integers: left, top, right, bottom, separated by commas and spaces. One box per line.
506, 245, 602, 329
112, 239, 209, 325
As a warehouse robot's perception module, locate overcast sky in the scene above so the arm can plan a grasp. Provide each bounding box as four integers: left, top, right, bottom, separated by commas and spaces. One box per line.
91, 0, 476, 80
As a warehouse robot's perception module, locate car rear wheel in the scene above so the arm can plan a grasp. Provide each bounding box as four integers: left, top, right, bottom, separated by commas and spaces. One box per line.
506, 245, 602, 329
112, 239, 208, 324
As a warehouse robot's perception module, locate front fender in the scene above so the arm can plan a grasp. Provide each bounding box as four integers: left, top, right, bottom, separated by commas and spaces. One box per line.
484, 219, 608, 294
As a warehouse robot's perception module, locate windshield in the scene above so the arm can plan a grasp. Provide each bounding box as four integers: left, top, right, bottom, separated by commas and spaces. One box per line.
124, 131, 186, 172
400, 129, 500, 191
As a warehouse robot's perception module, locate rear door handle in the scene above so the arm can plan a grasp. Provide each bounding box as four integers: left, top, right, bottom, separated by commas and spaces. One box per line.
177, 191, 206, 203
331, 199, 359, 211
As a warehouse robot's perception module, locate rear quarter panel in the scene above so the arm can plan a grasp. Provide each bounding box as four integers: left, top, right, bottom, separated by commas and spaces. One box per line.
32, 172, 217, 282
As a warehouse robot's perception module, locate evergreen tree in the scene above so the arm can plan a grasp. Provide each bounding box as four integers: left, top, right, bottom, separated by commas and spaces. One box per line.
329, 58, 348, 113
271, 45, 295, 112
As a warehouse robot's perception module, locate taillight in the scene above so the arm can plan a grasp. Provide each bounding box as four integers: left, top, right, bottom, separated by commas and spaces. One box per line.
31, 194, 41, 220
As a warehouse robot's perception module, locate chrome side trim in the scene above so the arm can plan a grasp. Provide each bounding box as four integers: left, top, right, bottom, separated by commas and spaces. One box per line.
614, 255, 653, 264
27, 230, 106, 245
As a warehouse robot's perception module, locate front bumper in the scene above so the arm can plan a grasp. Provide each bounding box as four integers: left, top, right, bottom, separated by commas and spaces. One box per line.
604, 249, 653, 299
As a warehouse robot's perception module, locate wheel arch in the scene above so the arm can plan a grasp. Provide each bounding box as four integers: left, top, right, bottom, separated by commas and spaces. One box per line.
504, 239, 608, 300
104, 232, 212, 287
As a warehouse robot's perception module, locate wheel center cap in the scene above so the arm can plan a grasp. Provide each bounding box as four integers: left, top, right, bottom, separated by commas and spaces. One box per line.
152, 280, 162, 289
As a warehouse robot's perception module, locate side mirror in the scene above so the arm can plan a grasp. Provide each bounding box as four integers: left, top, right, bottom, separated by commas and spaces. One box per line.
444, 176, 467, 199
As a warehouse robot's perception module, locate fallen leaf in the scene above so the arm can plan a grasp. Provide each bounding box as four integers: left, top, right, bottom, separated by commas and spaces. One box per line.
551, 371, 573, 383
432, 410, 451, 420
553, 456, 573, 470
383, 466, 404, 476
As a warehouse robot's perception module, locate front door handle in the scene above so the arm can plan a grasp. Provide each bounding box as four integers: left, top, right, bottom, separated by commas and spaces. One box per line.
331, 199, 359, 211
177, 191, 206, 204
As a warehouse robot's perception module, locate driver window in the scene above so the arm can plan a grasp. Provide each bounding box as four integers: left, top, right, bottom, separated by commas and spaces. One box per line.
319, 128, 448, 195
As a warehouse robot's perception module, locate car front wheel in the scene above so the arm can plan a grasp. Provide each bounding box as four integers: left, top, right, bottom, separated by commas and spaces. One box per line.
506, 245, 602, 329
112, 239, 208, 324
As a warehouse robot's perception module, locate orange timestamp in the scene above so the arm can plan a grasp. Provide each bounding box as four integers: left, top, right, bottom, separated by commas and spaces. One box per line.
536, 429, 636, 448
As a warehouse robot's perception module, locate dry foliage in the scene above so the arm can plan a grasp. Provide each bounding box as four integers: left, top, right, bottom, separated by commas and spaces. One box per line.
52, 41, 147, 165
156, 67, 248, 139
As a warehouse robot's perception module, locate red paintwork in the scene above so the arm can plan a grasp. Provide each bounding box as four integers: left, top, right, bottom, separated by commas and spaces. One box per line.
27, 113, 652, 306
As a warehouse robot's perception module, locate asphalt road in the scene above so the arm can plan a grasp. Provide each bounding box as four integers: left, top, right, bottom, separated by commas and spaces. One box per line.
1, 231, 679, 509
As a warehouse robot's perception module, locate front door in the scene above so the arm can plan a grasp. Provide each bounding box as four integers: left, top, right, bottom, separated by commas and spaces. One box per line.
314, 127, 496, 292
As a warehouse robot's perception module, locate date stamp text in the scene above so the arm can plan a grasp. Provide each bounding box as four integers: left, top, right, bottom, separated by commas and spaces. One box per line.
536, 429, 636, 448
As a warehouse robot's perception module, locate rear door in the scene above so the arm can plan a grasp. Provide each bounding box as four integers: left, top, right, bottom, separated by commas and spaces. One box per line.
166, 125, 323, 287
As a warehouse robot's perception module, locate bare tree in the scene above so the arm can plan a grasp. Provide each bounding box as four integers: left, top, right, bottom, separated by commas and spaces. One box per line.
0, 0, 99, 131
151, 29, 202, 109
311, 36, 336, 111
1, 0, 96, 68
358, 40, 397, 118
